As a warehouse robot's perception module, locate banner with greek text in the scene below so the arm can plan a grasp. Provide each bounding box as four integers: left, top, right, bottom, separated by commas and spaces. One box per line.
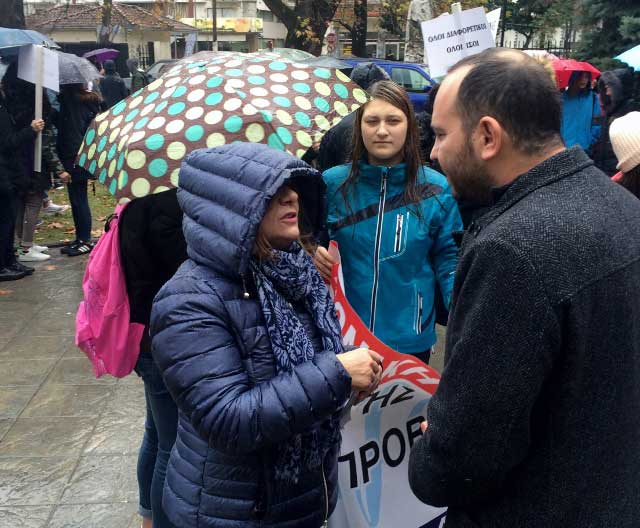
328, 242, 447, 528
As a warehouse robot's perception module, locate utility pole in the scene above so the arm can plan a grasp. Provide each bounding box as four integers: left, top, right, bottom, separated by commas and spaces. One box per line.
211, 0, 217, 50
500, 0, 507, 47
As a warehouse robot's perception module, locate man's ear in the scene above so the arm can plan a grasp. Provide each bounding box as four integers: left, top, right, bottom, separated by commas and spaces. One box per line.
474, 116, 503, 161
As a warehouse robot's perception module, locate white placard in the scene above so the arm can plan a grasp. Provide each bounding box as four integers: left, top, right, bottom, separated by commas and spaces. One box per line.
421, 7, 495, 78
18, 44, 59, 92
486, 8, 501, 44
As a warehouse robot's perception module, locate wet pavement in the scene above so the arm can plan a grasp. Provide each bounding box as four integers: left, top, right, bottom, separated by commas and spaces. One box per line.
0, 252, 144, 528
0, 250, 446, 528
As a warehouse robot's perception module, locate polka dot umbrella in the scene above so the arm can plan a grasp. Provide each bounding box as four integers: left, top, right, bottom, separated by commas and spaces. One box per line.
76, 51, 369, 201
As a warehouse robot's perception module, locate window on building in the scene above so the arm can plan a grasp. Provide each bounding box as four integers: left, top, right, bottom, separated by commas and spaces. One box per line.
260, 11, 274, 22
390, 68, 432, 92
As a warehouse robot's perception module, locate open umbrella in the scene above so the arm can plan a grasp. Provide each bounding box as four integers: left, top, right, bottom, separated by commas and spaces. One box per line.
0, 28, 59, 57
76, 51, 369, 201
83, 48, 119, 63
552, 58, 601, 90
56, 51, 101, 85
615, 44, 640, 72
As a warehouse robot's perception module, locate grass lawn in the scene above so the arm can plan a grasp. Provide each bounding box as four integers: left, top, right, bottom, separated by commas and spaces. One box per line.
34, 183, 117, 246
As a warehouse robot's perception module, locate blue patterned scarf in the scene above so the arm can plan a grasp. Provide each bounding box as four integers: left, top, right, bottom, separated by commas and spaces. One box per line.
250, 243, 344, 485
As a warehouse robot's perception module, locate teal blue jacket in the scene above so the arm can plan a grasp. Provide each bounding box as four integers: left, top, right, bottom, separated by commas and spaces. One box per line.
323, 162, 462, 353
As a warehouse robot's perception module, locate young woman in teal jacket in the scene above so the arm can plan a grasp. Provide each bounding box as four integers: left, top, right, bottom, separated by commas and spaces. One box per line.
315, 80, 462, 362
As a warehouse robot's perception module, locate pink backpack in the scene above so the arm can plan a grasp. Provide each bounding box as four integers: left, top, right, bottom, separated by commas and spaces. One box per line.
75, 203, 145, 378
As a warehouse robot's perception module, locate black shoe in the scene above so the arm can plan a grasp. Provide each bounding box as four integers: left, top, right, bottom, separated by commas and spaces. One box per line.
0, 267, 27, 281
8, 261, 34, 275
67, 241, 93, 257
61, 241, 78, 255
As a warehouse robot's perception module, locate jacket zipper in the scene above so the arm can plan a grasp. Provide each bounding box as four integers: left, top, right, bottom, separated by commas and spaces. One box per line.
369, 168, 388, 331
416, 292, 423, 335
322, 460, 329, 527
394, 213, 404, 253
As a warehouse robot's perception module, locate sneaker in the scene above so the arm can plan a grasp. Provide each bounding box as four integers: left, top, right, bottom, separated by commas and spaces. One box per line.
32, 244, 49, 253
8, 261, 34, 275
0, 267, 26, 281
18, 247, 51, 262
60, 241, 78, 255
42, 201, 70, 216
66, 241, 93, 257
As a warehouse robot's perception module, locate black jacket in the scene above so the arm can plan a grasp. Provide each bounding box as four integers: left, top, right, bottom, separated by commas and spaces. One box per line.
118, 189, 187, 326
0, 99, 36, 196
56, 90, 102, 162
100, 64, 128, 109
408, 147, 640, 527
592, 68, 637, 175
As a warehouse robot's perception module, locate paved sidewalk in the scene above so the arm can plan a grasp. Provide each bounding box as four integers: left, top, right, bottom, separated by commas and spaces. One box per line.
0, 252, 144, 528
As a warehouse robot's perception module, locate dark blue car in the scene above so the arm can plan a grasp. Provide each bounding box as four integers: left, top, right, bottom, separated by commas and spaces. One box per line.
340, 58, 435, 113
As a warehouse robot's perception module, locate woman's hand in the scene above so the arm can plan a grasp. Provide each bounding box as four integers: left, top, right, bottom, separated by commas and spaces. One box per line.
314, 246, 337, 282
338, 347, 384, 392
30, 119, 45, 132
59, 171, 71, 183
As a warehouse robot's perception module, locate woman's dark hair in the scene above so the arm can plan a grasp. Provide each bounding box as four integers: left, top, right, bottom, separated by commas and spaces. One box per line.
617, 165, 640, 200
60, 83, 102, 104
339, 80, 424, 213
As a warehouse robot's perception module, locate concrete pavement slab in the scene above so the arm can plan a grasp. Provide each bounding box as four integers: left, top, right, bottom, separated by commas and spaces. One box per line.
21, 384, 113, 418
47, 502, 138, 528
0, 457, 77, 505
0, 506, 52, 528
59, 455, 139, 504
0, 359, 57, 386
0, 386, 39, 418
46, 358, 116, 386
0, 336, 67, 360
0, 417, 98, 458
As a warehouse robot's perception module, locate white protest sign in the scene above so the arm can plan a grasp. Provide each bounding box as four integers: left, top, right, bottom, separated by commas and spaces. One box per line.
486, 8, 501, 43
18, 44, 59, 92
18, 45, 59, 172
327, 242, 446, 528
421, 7, 495, 78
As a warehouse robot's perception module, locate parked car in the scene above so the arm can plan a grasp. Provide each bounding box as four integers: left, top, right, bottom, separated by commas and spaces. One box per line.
146, 59, 178, 81
339, 58, 435, 113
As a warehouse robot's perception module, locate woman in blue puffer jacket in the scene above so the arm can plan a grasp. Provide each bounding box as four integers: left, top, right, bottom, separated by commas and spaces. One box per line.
315, 80, 462, 363
150, 142, 383, 528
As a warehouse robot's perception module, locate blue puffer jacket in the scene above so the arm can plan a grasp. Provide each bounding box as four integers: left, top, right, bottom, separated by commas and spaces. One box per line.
323, 162, 461, 353
150, 143, 352, 528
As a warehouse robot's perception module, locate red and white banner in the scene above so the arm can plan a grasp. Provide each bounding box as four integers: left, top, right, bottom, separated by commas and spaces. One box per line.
328, 242, 447, 528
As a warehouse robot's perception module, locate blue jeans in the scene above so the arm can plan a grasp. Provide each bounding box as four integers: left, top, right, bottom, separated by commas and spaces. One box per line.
66, 179, 92, 242
135, 349, 178, 528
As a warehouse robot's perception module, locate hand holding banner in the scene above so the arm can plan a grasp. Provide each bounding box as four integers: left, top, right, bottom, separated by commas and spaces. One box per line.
328, 242, 446, 528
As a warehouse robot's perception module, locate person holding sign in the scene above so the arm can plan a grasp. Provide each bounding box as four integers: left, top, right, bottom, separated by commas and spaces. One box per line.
2, 63, 70, 264
315, 80, 461, 363
150, 143, 383, 528
409, 48, 640, 526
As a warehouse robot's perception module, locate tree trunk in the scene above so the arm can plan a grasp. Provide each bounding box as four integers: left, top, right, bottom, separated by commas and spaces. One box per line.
0, 0, 26, 28
100, 0, 113, 45
263, 0, 341, 55
351, 0, 367, 57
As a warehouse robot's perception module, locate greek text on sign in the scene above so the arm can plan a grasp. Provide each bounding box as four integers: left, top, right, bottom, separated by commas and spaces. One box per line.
327, 242, 446, 528
421, 7, 495, 78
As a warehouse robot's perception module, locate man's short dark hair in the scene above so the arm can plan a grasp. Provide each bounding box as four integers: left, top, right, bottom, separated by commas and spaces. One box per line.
449, 48, 563, 155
